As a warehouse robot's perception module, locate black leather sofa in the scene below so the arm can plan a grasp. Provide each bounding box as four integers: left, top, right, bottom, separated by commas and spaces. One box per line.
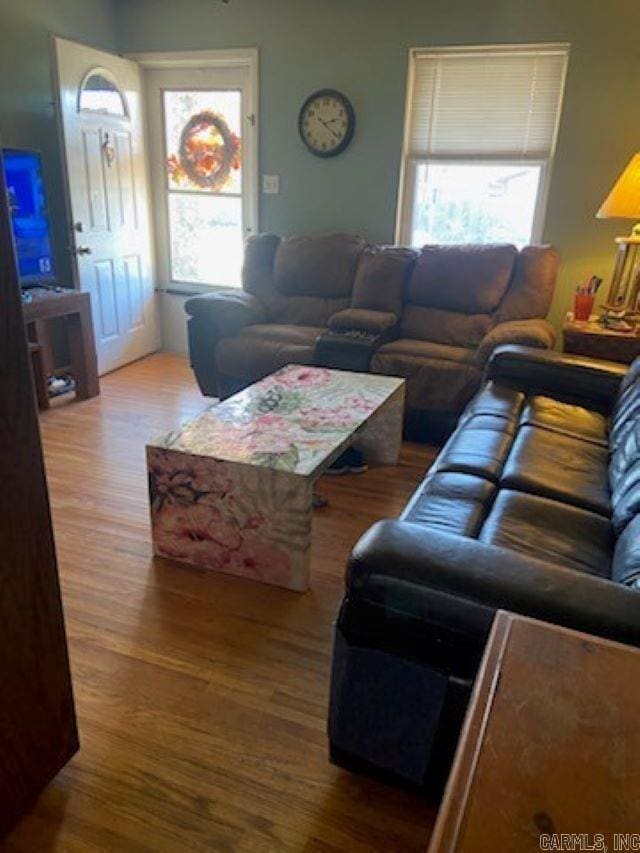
328, 345, 640, 791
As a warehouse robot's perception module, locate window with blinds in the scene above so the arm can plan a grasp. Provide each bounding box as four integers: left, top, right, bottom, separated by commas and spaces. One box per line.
396, 45, 569, 247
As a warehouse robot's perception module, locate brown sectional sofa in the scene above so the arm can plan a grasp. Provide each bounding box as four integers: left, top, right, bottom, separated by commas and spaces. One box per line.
186, 233, 559, 436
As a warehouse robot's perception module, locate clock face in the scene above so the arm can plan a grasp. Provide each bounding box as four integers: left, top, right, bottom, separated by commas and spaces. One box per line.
298, 89, 355, 158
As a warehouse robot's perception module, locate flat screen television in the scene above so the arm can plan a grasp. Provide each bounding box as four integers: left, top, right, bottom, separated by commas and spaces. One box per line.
3, 148, 56, 287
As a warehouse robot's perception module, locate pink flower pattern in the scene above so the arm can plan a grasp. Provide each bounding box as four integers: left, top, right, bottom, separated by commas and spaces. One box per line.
154, 365, 398, 475
148, 366, 404, 589
149, 450, 294, 587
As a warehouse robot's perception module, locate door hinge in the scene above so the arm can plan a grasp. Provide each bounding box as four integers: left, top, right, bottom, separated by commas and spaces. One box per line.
247, 113, 256, 127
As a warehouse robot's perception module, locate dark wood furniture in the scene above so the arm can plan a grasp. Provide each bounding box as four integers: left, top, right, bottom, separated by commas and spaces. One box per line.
563, 316, 640, 364
428, 611, 640, 852
0, 149, 78, 836
23, 288, 100, 402
28, 342, 49, 411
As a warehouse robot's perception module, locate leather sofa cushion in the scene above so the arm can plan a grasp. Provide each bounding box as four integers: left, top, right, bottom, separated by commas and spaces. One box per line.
215, 324, 321, 380
611, 515, 640, 588
400, 305, 491, 347
351, 246, 416, 316
460, 381, 526, 423
401, 472, 495, 537
610, 358, 640, 452
501, 426, 611, 516
407, 244, 517, 314
611, 383, 640, 454
521, 395, 608, 446
479, 490, 613, 578
371, 350, 480, 414
273, 233, 365, 298
433, 414, 517, 482
609, 423, 640, 534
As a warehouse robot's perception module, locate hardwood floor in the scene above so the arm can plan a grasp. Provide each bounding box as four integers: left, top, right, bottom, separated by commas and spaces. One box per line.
3, 353, 438, 853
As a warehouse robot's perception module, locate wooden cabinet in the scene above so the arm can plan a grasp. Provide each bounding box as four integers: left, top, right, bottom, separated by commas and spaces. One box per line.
429, 612, 640, 852
0, 150, 78, 835
563, 317, 640, 364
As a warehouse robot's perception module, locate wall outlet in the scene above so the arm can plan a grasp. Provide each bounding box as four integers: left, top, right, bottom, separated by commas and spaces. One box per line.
262, 174, 280, 194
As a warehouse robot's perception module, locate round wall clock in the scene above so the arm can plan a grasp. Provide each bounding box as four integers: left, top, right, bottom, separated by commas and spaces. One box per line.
298, 89, 355, 158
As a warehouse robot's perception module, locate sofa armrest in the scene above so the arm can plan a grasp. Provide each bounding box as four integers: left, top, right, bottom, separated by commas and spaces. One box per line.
328, 308, 398, 335
184, 290, 267, 337
475, 319, 556, 366
347, 521, 640, 648
485, 344, 627, 411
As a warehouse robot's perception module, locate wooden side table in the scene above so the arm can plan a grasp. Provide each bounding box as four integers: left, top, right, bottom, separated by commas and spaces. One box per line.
428, 612, 640, 852
563, 316, 640, 364
22, 288, 99, 402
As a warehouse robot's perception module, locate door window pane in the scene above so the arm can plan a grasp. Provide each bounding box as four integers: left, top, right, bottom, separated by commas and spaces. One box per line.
164, 90, 241, 195
411, 163, 541, 247
169, 194, 242, 286
79, 70, 127, 116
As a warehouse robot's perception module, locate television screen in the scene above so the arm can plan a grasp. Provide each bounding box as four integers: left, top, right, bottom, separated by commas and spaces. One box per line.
3, 148, 56, 285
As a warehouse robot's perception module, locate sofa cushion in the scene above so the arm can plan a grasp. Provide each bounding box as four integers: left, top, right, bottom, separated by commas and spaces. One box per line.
239, 323, 324, 345
399, 305, 491, 347
241, 233, 281, 297
401, 472, 495, 537
273, 233, 365, 298
371, 349, 480, 414
609, 423, 640, 534
610, 357, 640, 451
215, 324, 321, 381
460, 381, 526, 423
351, 246, 416, 316
479, 490, 613, 578
328, 308, 398, 333
493, 245, 559, 323
376, 338, 475, 364
407, 244, 517, 315
266, 293, 349, 326
521, 395, 608, 446
611, 515, 640, 588
433, 414, 517, 482
501, 426, 611, 516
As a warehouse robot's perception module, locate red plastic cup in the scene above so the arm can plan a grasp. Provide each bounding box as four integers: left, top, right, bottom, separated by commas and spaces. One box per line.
573, 292, 595, 322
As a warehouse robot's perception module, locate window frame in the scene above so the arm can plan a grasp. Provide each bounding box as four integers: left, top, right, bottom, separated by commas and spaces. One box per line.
395, 43, 569, 247
161, 85, 245, 288
133, 48, 259, 293
77, 66, 129, 117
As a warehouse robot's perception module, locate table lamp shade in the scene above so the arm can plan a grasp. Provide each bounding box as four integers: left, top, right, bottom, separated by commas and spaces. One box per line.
597, 153, 640, 220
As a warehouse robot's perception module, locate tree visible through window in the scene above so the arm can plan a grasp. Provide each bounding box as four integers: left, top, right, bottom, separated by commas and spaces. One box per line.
397, 45, 569, 247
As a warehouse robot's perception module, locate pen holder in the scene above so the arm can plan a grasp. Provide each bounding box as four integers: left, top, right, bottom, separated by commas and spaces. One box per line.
573, 292, 595, 322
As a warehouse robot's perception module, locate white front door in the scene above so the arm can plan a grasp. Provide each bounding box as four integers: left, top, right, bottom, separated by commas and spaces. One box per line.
54, 37, 160, 375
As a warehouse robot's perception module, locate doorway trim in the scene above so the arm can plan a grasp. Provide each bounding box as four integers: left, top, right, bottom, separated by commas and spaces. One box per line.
130, 48, 259, 249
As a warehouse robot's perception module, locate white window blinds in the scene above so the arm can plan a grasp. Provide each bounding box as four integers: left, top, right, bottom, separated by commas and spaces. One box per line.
407, 47, 568, 160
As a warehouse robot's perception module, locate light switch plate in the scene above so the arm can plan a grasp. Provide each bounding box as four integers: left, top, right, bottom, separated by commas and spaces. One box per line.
262, 174, 280, 194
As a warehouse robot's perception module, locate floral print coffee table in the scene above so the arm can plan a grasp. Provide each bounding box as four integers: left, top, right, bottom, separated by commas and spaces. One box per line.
147, 365, 405, 591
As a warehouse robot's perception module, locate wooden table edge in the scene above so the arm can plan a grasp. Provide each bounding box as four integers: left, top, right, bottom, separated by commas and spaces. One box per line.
427, 611, 513, 853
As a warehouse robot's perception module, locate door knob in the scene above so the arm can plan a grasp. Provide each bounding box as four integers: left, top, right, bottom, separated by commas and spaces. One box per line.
75, 245, 92, 256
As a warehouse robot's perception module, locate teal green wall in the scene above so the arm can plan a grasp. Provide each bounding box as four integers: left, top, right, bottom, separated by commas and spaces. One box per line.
116, 0, 640, 331
1, 0, 638, 332
0, 0, 117, 284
